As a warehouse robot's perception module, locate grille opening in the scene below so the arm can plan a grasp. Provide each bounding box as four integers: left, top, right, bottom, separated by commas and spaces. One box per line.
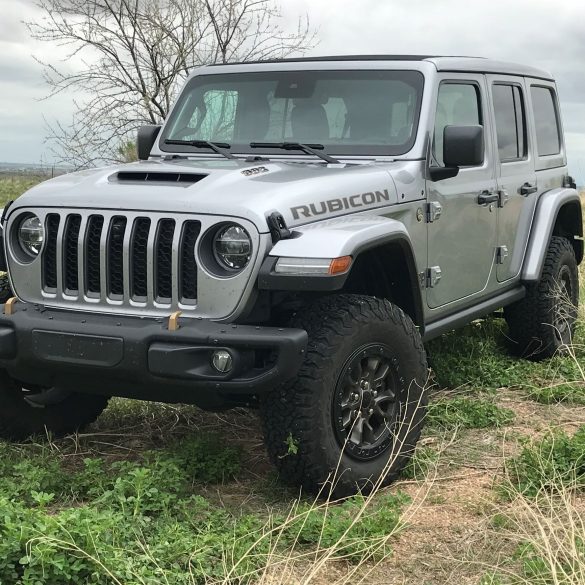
107, 216, 127, 297
155, 219, 175, 301
179, 221, 200, 302
35, 211, 205, 311
85, 216, 104, 295
63, 214, 81, 293
130, 218, 151, 299
113, 171, 207, 184
42, 214, 60, 290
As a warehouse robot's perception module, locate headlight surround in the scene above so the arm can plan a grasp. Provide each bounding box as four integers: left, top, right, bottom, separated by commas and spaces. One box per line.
18, 215, 44, 258
213, 224, 252, 271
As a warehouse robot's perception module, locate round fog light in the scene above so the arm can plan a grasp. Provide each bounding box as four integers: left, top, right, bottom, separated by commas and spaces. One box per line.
211, 350, 233, 373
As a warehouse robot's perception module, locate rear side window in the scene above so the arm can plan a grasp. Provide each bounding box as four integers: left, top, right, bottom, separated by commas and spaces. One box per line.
492, 84, 526, 161
531, 86, 561, 156
433, 83, 481, 166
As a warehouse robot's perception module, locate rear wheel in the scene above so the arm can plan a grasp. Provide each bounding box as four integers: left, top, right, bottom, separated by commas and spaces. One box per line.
0, 370, 109, 440
505, 236, 579, 360
261, 294, 428, 498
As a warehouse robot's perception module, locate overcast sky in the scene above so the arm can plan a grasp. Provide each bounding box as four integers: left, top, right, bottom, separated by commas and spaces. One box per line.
2, 0, 585, 182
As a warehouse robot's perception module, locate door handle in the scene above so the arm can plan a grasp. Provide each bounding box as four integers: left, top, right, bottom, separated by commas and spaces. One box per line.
520, 182, 538, 196
477, 190, 499, 205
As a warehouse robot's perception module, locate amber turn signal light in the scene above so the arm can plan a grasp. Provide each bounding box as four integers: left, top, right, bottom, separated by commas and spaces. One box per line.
328, 256, 352, 275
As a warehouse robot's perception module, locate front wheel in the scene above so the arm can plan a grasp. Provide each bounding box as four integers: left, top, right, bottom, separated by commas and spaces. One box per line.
0, 370, 109, 440
261, 295, 428, 498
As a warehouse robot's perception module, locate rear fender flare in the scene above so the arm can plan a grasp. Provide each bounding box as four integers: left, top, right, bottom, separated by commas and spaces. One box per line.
522, 188, 583, 281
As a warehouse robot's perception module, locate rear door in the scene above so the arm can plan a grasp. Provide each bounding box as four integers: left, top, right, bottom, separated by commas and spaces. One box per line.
426, 74, 498, 309
486, 75, 537, 282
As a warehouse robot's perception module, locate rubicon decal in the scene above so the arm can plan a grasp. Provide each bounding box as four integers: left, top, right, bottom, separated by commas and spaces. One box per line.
290, 190, 391, 220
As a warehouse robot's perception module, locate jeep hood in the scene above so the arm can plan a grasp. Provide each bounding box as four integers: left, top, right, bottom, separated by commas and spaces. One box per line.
11, 158, 419, 233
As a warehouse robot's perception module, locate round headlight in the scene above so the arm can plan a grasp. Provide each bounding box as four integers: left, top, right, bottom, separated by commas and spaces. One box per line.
18, 215, 44, 257
213, 224, 252, 270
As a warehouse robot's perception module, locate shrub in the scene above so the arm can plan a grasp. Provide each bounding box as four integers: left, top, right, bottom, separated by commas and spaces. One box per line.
503, 426, 585, 498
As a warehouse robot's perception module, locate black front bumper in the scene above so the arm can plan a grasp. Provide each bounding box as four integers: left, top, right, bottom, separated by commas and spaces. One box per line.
0, 303, 308, 408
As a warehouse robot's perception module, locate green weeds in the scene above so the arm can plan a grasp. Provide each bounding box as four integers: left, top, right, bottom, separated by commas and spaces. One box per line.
429, 317, 585, 404
502, 426, 585, 498
0, 433, 409, 584
427, 396, 515, 430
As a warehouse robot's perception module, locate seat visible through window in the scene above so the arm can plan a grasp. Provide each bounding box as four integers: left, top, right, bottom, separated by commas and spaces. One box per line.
291, 99, 330, 142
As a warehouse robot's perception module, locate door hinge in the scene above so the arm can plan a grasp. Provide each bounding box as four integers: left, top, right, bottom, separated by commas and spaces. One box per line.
425, 202, 443, 223
421, 266, 442, 288
496, 245, 509, 265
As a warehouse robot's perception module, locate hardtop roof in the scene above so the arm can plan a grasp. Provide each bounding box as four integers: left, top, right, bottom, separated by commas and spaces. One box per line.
206, 55, 554, 81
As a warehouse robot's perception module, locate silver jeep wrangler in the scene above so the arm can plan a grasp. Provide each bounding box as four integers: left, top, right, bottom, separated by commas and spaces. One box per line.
0, 55, 581, 496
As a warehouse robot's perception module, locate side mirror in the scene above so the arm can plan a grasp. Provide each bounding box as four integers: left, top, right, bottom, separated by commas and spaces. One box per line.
429, 125, 484, 182
443, 125, 484, 167
137, 125, 162, 161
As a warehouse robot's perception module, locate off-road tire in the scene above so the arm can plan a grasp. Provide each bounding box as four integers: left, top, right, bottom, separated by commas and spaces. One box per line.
0, 370, 109, 440
0, 273, 13, 304
260, 294, 428, 498
505, 236, 579, 361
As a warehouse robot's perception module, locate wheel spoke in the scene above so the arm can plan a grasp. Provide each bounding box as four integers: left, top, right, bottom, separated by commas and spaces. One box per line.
373, 362, 390, 383
363, 420, 375, 443
350, 416, 364, 445
374, 393, 395, 406
342, 410, 353, 430
364, 357, 379, 379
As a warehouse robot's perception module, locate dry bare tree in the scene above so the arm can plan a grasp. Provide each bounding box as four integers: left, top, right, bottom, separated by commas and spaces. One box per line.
26, 0, 316, 169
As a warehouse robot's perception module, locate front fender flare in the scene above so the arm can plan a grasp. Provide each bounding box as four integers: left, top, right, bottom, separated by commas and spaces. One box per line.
267, 215, 412, 259
522, 188, 583, 282
258, 215, 425, 326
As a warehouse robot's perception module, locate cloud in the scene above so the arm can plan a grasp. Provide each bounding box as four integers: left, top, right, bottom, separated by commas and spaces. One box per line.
1, 0, 585, 181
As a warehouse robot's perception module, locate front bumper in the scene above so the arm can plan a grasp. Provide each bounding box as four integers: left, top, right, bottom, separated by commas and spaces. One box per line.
0, 303, 307, 407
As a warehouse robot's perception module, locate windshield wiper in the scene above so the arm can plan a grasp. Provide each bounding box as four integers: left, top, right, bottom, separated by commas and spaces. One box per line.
250, 142, 340, 164
164, 139, 237, 160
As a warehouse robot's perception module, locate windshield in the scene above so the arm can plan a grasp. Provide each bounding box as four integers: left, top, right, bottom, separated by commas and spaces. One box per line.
160, 70, 424, 157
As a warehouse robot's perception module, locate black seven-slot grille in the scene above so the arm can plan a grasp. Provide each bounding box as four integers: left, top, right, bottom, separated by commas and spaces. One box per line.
42, 213, 201, 304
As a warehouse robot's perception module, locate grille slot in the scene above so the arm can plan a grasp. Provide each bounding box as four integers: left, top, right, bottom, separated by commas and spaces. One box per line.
85, 216, 104, 295
107, 216, 127, 297
131, 218, 150, 299
180, 221, 200, 301
155, 219, 175, 300
63, 214, 81, 293
36, 212, 202, 309
43, 214, 60, 290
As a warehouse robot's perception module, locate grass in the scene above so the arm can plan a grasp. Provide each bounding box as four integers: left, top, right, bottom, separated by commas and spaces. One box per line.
0, 174, 45, 207
428, 315, 585, 404
0, 424, 415, 584
479, 453, 585, 585
502, 426, 585, 498
427, 395, 516, 430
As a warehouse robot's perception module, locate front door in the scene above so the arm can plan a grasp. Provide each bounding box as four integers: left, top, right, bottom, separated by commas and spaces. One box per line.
426, 75, 498, 309
487, 75, 538, 282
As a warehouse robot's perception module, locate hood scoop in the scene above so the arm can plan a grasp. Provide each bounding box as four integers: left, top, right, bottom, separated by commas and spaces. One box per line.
111, 171, 207, 185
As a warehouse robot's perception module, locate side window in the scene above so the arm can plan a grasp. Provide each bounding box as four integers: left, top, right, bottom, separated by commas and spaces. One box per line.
531, 86, 561, 156
492, 84, 527, 162
433, 83, 481, 166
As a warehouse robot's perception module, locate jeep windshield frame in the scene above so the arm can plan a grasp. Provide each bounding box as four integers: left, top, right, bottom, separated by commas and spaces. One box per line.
159, 70, 425, 158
